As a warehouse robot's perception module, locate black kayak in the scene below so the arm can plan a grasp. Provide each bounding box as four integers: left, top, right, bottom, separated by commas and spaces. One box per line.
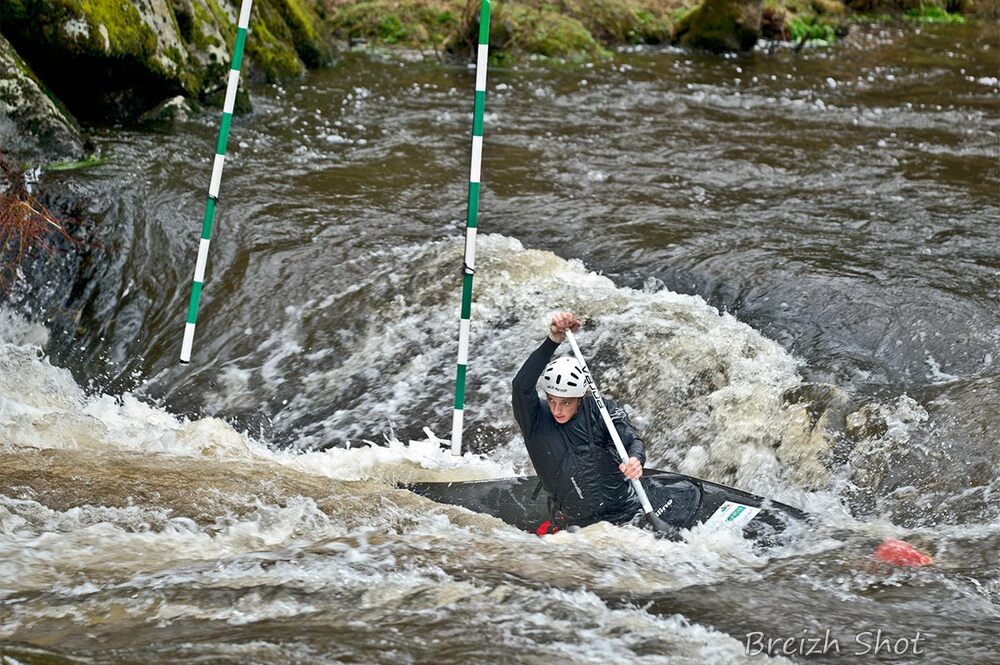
405, 469, 808, 541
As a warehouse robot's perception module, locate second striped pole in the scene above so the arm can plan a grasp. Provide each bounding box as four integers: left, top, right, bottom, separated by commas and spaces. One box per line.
180, 0, 253, 364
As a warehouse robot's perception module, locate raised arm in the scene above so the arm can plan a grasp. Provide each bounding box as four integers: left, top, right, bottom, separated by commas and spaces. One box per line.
512, 313, 581, 436
512, 337, 559, 435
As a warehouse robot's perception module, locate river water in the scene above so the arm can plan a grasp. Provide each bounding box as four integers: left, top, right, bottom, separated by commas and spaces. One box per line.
2, 22, 998, 664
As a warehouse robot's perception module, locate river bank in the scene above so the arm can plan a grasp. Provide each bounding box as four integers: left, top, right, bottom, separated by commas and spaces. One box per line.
0, 0, 989, 169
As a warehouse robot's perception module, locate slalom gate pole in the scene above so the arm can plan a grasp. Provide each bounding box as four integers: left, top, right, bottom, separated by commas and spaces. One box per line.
450, 0, 492, 455
179, 0, 254, 364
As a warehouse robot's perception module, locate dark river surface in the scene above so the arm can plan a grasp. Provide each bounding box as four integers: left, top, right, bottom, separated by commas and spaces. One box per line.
2, 22, 998, 664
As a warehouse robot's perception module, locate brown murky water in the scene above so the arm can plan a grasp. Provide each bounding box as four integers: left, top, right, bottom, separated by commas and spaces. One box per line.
2, 22, 998, 664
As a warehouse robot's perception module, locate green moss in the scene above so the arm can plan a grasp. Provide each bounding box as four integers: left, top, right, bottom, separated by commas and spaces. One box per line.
274, 0, 331, 67
632, 8, 674, 43
760, 0, 852, 44
191, 0, 232, 53
671, 5, 694, 23
45, 155, 104, 171
185, 0, 326, 90
245, 15, 304, 80
0, 0, 158, 61
433, 9, 456, 24
788, 15, 837, 39
513, 6, 604, 57
559, 0, 673, 45
76, 0, 158, 56
202, 0, 236, 35
903, 4, 966, 20
483, 2, 607, 60
331, 1, 464, 49
379, 14, 409, 42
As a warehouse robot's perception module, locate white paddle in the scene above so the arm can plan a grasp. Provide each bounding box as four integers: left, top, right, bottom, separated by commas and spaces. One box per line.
564, 330, 677, 535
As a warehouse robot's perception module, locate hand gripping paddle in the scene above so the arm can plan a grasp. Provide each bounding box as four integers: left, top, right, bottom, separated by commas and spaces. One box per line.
564, 330, 678, 537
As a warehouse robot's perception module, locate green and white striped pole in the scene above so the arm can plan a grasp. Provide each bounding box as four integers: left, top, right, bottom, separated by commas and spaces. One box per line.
451, 0, 491, 455
180, 0, 253, 364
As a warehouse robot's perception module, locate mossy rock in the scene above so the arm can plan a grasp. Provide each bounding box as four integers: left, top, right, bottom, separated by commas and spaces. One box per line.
247, 0, 308, 79
0, 0, 189, 120
191, 0, 330, 83
329, 0, 464, 49
810, 0, 846, 14
247, 0, 332, 79
506, 5, 604, 58
332, 0, 679, 61
0, 33, 87, 167
0, 0, 329, 121
675, 0, 765, 52
444, 0, 607, 61
560, 0, 675, 45
277, 0, 332, 67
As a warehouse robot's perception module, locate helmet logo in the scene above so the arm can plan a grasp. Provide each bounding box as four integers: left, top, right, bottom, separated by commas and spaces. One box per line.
542, 356, 587, 397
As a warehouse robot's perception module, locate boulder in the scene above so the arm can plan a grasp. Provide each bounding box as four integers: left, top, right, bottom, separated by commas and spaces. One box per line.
674, 0, 765, 53
0, 0, 332, 122
0, 33, 87, 168
0, 0, 195, 120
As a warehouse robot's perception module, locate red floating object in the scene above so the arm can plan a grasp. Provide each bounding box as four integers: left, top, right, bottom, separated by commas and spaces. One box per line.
535, 520, 559, 536
873, 538, 934, 567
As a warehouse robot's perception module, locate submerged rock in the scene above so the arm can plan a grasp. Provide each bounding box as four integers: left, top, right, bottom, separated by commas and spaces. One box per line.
674, 0, 765, 53
137, 94, 201, 125
0, 34, 87, 167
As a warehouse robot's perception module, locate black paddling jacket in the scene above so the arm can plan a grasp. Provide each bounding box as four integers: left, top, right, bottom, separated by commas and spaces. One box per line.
512, 337, 646, 525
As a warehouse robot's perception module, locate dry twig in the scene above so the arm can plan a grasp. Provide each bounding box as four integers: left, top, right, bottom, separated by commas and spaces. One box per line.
0, 152, 77, 289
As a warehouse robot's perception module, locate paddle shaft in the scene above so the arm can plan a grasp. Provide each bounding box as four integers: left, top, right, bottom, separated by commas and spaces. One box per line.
564, 330, 655, 515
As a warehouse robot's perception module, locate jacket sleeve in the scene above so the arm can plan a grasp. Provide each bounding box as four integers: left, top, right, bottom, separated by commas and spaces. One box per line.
512, 337, 560, 436
603, 398, 646, 466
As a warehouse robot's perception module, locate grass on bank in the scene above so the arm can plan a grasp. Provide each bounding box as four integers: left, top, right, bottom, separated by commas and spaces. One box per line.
329, 0, 463, 48
323, 0, 979, 60
328, 0, 682, 60
788, 16, 838, 41
903, 4, 966, 22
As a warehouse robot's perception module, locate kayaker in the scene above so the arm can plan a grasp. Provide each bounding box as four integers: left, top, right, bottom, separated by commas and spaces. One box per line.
512, 312, 646, 531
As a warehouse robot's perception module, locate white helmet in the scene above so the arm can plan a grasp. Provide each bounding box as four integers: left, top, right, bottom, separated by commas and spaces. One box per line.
542, 356, 587, 398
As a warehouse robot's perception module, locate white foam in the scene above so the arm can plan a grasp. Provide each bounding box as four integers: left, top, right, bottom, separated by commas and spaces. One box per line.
0, 495, 339, 597
0, 310, 48, 347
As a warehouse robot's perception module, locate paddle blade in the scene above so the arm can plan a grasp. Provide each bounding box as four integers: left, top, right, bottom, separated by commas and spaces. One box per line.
873, 538, 933, 567
643, 511, 681, 540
